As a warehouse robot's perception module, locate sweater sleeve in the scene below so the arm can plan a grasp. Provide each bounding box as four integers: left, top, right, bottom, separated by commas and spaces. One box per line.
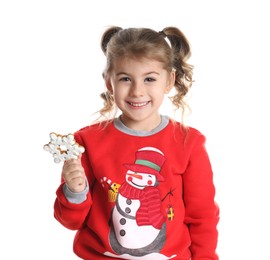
183, 133, 219, 260
53, 130, 94, 230
54, 183, 92, 230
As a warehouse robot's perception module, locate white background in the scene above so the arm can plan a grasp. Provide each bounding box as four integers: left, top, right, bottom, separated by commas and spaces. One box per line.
1, 0, 269, 259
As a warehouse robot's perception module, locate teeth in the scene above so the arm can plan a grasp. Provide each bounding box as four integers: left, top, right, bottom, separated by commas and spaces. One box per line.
129, 102, 148, 107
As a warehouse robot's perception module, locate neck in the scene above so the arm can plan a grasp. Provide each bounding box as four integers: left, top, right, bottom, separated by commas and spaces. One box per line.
120, 114, 161, 132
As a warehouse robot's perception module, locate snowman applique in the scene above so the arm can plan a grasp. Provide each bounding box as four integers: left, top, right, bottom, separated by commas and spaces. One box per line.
102, 147, 177, 259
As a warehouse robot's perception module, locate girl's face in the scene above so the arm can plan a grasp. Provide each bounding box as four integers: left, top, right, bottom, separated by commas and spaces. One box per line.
106, 58, 175, 131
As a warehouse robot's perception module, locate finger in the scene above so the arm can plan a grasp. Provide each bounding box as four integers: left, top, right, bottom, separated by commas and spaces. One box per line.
63, 168, 85, 182
63, 158, 83, 171
64, 157, 82, 167
62, 164, 82, 178
66, 177, 86, 192
65, 153, 82, 164
63, 162, 84, 173
69, 176, 85, 186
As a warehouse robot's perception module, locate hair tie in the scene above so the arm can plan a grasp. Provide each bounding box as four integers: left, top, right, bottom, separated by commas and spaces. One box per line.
158, 30, 167, 38
159, 30, 171, 48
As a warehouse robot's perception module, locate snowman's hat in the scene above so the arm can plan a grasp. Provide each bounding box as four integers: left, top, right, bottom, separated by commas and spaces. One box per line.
124, 147, 165, 181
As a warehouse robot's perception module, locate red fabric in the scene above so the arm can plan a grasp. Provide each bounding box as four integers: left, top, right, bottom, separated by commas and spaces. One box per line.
54, 183, 92, 230
53, 120, 219, 260
119, 182, 166, 229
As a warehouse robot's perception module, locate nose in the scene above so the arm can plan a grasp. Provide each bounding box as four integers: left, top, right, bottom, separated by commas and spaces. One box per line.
129, 81, 144, 97
127, 173, 143, 179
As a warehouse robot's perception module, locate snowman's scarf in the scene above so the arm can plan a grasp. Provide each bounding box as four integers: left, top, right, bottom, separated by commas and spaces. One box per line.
119, 182, 166, 229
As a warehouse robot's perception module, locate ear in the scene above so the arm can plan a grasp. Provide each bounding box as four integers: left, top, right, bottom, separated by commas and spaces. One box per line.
105, 79, 113, 94
164, 70, 175, 94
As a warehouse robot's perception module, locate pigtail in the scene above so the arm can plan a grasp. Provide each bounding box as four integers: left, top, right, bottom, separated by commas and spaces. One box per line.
98, 26, 122, 120
101, 26, 122, 55
99, 90, 115, 118
162, 27, 194, 113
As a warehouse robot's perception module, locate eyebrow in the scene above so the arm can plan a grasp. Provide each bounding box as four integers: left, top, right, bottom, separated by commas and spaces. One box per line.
116, 71, 160, 76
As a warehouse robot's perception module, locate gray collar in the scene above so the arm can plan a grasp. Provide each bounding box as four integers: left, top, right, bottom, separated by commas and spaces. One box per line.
113, 115, 169, 136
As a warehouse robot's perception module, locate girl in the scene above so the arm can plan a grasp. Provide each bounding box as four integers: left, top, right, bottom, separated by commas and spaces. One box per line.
54, 26, 219, 260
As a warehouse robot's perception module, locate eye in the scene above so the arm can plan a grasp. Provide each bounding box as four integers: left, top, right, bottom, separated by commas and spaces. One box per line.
145, 77, 156, 82
119, 77, 131, 82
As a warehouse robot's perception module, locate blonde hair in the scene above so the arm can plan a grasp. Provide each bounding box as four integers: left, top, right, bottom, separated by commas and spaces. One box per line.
98, 26, 193, 122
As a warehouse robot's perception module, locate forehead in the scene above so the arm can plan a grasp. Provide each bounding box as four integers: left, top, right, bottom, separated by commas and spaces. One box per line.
112, 57, 165, 72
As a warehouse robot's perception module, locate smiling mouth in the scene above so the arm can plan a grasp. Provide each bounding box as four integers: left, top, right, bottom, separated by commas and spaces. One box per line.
127, 101, 150, 107
131, 181, 146, 188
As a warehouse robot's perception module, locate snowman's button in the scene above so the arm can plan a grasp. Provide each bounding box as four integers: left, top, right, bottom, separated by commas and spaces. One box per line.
120, 229, 126, 236
126, 199, 132, 205
120, 218, 126, 225
125, 207, 131, 214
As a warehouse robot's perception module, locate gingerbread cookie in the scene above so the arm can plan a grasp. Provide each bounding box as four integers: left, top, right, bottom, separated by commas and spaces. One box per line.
43, 132, 85, 163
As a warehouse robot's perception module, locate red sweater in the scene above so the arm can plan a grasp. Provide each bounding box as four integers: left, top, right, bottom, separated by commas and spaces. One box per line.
54, 119, 219, 260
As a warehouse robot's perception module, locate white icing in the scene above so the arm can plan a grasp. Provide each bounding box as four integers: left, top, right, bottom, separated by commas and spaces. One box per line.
43, 132, 85, 163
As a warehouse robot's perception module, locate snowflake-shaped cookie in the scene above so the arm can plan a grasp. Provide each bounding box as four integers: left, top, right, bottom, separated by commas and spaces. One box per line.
43, 132, 85, 163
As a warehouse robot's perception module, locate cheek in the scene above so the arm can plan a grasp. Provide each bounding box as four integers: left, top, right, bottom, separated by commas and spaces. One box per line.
147, 180, 153, 186
128, 176, 133, 182
112, 89, 127, 105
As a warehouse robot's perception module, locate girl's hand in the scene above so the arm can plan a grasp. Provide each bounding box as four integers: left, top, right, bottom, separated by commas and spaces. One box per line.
61, 155, 86, 193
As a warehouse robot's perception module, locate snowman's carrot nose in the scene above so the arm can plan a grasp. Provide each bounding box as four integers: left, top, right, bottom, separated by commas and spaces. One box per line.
127, 173, 143, 179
